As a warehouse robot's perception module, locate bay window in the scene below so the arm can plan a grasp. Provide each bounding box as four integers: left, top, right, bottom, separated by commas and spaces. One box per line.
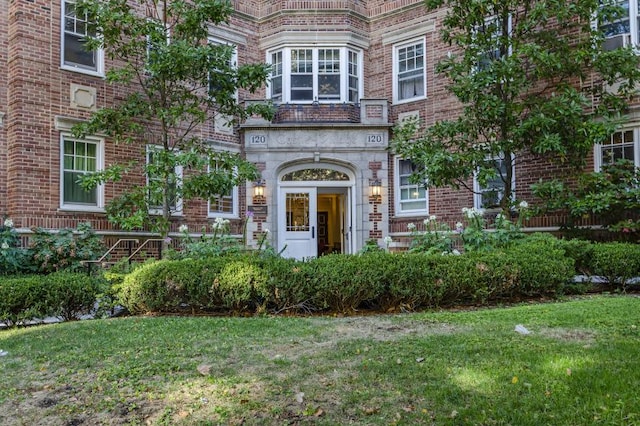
268, 46, 362, 103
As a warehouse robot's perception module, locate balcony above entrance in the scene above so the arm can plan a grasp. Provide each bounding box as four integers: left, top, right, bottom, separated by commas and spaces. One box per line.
243, 99, 389, 126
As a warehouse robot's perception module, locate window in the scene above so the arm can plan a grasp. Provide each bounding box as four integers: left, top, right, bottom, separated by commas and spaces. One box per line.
208, 164, 238, 218
474, 155, 515, 210
267, 47, 362, 103
395, 158, 428, 215
596, 129, 639, 170
600, 0, 638, 50
348, 50, 360, 103
393, 39, 426, 103
61, 0, 103, 75
474, 15, 511, 71
208, 38, 238, 100
146, 147, 182, 215
60, 135, 103, 210
270, 51, 283, 102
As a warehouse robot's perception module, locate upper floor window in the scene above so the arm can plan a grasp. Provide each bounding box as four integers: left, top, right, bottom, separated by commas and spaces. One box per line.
208, 38, 238, 100
596, 129, 639, 170
474, 15, 511, 71
267, 46, 362, 104
61, 0, 103, 76
474, 154, 515, 210
393, 39, 426, 103
60, 134, 104, 211
600, 0, 638, 50
395, 157, 428, 215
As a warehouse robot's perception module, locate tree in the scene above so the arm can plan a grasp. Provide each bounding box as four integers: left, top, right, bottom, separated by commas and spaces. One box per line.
392, 0, 640, 214
72, 0, 273, 242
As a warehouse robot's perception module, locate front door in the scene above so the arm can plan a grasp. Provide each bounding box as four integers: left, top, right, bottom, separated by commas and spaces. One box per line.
278, 187, 317, 259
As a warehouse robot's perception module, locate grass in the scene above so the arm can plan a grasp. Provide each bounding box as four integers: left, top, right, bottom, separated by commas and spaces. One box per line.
1, 295, 639, 425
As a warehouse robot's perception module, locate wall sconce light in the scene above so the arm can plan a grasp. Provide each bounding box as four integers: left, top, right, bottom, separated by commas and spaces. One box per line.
253, 179, 265, 202
370, 179, 382, 201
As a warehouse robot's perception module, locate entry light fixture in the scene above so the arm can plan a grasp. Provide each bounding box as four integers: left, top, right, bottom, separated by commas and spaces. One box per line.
370, 179, 382, 201
253, 179, 266, 202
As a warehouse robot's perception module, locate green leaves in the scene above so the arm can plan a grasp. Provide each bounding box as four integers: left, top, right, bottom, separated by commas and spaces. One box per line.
392, 0, 640, 211
71, 0, 272, 241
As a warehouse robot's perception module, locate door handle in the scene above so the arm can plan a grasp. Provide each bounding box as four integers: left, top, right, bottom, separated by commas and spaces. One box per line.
312, 226, 315, 238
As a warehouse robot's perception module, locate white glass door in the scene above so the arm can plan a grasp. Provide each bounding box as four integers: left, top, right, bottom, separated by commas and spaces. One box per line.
278, 187, 318, 259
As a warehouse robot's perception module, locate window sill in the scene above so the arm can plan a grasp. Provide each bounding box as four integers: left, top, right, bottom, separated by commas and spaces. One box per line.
60, 64, 105, 78
392, 95, 427, 106
58, 206, 105, 213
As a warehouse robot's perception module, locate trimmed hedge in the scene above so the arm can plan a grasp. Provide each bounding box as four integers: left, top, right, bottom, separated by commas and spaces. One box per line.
0, 272, 104, 326
116, 241, 575, 315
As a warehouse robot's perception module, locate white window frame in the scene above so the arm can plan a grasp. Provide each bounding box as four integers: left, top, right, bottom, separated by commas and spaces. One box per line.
146, 146, 183, 216
595, 128, 640, 170
60, 0, 104, 76
207, 164, 239, 219
266, 46, 363, 104
473, 154, 515, 210
60, 134, 104, 212
600, 0, 639, 50
473, 15, 512, 72
208, 37, 238, 101
394, 157, 428, 216
392, 37, 426, 104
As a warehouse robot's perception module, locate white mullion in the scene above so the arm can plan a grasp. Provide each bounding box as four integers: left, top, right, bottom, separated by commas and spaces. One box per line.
631, 0, 639, 45
312, 48, 319, 101
284, 48, 291, 103
340, 47, 347, 102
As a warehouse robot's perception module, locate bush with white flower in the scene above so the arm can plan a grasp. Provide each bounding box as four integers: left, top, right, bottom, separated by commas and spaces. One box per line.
0, 217, 27, 275
461, 202, 529, 252
407, 215, 456, 255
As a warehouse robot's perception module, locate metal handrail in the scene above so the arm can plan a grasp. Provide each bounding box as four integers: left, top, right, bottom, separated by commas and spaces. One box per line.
125, 238, 165, 263
81, 238, 140, 265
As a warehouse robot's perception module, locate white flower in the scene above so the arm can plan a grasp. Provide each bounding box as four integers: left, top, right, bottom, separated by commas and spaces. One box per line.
452, 249, 461, 256
424, 215, 437, 225
455, 222, 464, 232
3, 218, 13, 228
430, 215, 437, 222
407, 223, 416, 231
1, 242, 9, 250
178, 224, 189, 233
495, 213, 505, 221
212, 217, 229, 230
384, 236, 392, 244
519, 200, 529, 209
464, 207, 484, 219
264, 229, 270, 234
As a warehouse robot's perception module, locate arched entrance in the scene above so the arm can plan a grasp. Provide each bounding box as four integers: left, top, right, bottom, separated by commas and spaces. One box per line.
277, 163, 355, 259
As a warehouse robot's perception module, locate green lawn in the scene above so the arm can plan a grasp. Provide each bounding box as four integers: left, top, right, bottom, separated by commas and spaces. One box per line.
1, 295, 639, 425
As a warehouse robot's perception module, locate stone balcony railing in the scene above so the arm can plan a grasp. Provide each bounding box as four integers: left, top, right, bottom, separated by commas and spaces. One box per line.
243, 99, 389, 126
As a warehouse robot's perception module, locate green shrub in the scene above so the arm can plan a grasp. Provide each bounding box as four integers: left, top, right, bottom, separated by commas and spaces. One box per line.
217, 259, 269, 311
310, 254, 385, 312
0, 272, 103, 325
591, 243, 640, 290
44, 272, 105, 321
260, 256, 315, 313
0, 219, 30, 275
0, 276, 49, 326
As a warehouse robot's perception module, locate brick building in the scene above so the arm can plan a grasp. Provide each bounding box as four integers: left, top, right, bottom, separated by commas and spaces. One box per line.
1, 0, 637, 259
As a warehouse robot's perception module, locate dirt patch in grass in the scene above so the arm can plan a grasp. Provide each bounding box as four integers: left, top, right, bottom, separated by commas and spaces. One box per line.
538, 327, 598, 345
260, 316, 462, 362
